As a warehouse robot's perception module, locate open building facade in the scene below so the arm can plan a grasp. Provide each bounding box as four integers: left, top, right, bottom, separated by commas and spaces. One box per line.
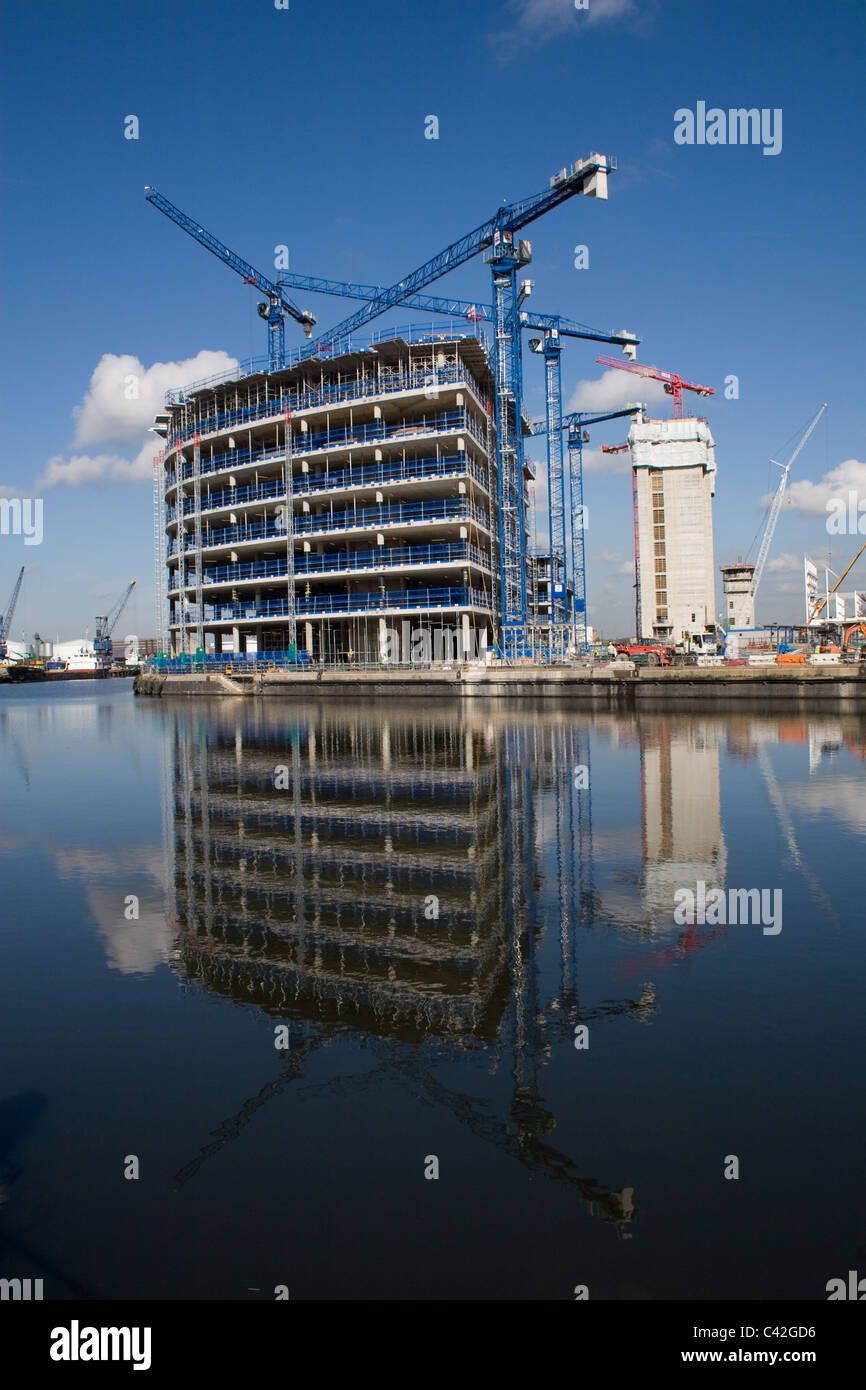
154, 329, 501, 661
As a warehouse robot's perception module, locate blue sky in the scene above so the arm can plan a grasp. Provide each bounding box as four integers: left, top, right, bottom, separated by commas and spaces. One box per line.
1, 0, 863, 640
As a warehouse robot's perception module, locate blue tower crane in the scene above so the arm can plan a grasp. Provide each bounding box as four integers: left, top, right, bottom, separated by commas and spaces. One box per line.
0, 566, 24, 661
312, 155, 615, 345
313, 153, 616, 659
94, 581, 136, 659
144, 188, 317, 370
144, 157, 618, 657
530, 406, 645, 654
277, 259, 636, 661
566, 407, 645, 653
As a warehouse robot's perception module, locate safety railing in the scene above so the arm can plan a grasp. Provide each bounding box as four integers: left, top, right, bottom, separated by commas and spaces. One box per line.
167, 497, 491, 555
295, 496, 489, 536
169, 409, 489, 487
169, 586, 493, 623
166, 365, 492, 446
178, 542, 491, 590
166, 450, 489, 525
164, 323, 492, 404
150, 650, 312, 673
148, 650, 500, 675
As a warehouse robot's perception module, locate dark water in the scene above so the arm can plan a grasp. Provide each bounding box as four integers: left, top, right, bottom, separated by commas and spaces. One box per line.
1, 681, 864, 1300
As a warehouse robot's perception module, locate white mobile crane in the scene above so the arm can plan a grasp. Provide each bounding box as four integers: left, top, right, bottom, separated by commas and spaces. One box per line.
751, 404, 827, 607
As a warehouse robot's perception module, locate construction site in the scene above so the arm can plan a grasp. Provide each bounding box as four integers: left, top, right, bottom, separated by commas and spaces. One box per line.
133, 154, 859, 687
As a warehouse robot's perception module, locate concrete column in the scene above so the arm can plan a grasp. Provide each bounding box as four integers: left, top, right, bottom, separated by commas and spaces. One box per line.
305, 621, 313, 654
462, 612, 471, 662
378, 617, 388, 662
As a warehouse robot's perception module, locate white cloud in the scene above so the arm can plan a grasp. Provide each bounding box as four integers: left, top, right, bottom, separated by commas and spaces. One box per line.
502, 0, 638, 41
785, 778, 866, 838
582, 444, 632, 475
766, 552, 801, 573
36, 439, 161, 490
37, 349, 238, 490
781, 458, 866, 518
73, 350, 237, 447
567, 368, 667, 417
0, 484, 29, 499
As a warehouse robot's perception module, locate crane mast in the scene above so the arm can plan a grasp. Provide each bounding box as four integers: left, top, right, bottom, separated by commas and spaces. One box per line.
0, 566, 25, 660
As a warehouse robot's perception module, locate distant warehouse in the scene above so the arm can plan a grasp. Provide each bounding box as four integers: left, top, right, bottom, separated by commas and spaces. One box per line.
152, 328, 502, 662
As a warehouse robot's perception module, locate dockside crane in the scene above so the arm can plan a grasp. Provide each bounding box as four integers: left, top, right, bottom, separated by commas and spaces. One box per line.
0, 566, 24, 660
144, 188, 317, 370
94, 581, 136, 660
751, 404, 828, 608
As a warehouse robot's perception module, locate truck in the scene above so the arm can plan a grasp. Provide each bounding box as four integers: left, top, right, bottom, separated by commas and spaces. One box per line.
616, 642, 674, 667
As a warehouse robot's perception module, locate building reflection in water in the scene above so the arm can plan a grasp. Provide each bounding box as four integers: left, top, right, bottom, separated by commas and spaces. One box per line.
160, 700, 860, 1235
164, 702, 651, 1233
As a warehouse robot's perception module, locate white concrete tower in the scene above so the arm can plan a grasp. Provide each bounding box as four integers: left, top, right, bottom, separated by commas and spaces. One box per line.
720, 561, 755, 630
630, 416, 717, 643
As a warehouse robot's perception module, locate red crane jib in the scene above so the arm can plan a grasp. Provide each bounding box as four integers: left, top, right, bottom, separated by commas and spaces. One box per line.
595, 356, 714, 419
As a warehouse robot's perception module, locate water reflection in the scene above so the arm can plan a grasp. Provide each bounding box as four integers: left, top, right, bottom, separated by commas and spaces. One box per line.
157, 700, 862, 1240
167, 705, 650, 1230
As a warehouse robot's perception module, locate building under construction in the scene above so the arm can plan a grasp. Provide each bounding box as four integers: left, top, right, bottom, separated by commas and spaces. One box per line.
146, 156, 636, 662
154, 327, 505, 661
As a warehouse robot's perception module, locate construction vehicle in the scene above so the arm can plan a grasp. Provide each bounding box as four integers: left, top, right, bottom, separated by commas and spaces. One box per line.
0, 566, 24, 661
843, 621, 866, 659
94, 581, 136, 661
616, 641, 673, 667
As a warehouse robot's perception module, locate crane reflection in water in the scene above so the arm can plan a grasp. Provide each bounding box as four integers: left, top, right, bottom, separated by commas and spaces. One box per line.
159, 699, 856, 1240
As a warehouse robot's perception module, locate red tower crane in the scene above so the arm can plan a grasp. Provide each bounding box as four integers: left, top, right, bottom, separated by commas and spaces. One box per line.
595, 356, 714, 419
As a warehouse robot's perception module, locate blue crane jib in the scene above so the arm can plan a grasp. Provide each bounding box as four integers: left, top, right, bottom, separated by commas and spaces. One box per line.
317, 154, 616, 348
144, 187, 317, 371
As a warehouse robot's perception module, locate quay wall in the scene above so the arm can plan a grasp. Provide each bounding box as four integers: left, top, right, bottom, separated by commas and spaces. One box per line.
135, 666, 866, 708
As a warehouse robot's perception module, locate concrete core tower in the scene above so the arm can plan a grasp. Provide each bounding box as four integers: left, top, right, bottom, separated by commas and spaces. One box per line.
630, 416, 717, 643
